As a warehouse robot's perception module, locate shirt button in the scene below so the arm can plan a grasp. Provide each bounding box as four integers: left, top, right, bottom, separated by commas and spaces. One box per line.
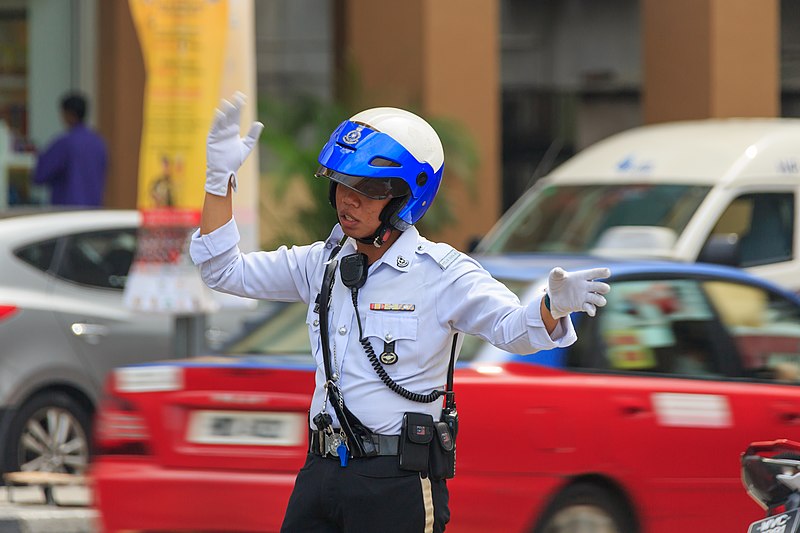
313, 319, 319, 327
385, 333, 393, 341
338, 326, 348, 335
417, 245, 424, 251
325, 242, 332, 249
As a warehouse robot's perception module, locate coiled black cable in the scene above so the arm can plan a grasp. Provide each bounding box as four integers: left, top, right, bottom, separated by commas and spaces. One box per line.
350, 289, 445, 403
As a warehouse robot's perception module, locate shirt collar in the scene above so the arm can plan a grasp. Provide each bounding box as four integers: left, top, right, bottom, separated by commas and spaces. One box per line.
323, 225, 353, 257
371, 225, 419, 273
325, 224, 419, 272
325, 224, 346, 246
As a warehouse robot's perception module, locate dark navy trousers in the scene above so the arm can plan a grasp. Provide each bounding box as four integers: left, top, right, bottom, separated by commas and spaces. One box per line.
280, 453, 450, 533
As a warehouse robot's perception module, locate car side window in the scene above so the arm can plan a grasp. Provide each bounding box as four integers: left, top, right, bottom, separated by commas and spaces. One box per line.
14, 238, 58, 272
710, 192, 794, 267
596, 279, 726, 378
55, 229, 138, 290
703, 281, 800, 383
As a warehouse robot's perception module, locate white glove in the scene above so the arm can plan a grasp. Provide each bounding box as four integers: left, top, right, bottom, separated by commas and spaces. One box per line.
205, 92, 264, 196
546, 267, 611, 319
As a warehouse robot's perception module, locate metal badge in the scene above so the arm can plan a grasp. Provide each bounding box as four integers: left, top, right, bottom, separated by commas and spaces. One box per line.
396, 255, 409, 268
380, 341, 398, 365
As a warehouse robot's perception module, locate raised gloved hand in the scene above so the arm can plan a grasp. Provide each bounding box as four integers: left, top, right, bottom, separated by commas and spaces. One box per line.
546, 267, 611, 319
205, 92, 264, 196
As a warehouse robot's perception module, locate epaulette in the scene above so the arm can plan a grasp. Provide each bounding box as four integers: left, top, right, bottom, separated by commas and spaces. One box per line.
415, 239, 461, 270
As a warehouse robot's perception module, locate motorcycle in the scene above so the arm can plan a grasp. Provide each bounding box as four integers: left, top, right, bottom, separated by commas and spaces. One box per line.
742, 439, 800, 533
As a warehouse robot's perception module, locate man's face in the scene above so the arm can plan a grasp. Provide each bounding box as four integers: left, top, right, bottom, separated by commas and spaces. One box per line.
335, 184, 392, 240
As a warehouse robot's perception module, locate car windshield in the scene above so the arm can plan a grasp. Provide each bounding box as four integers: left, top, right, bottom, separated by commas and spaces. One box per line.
226, 303, 312, 358
478, 183, 711, 254
224, 279, 532, 363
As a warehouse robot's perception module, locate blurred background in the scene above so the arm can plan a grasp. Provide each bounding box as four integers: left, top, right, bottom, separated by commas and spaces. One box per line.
2, 3, 800, 532
0, 0, 796, 251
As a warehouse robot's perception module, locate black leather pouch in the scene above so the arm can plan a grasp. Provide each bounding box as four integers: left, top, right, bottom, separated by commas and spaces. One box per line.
399, 412, 434, 473
429, 421, 456, 480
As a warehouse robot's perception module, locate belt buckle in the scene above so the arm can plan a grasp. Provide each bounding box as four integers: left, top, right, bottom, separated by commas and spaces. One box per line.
322, 431, 343, 458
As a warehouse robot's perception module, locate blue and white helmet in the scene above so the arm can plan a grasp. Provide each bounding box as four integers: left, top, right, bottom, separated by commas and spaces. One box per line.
317, 107, 444, 232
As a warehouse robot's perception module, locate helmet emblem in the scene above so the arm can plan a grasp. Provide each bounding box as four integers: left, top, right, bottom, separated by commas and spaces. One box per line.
343, 127, 363, 145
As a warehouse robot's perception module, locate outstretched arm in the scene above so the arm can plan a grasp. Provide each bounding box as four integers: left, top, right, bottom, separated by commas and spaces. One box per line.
199, 92, 263, 235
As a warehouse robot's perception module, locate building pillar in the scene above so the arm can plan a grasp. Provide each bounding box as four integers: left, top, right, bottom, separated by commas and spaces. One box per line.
338, 0, 500, 250
97, 2, 145, 209
642, 0, 779, 123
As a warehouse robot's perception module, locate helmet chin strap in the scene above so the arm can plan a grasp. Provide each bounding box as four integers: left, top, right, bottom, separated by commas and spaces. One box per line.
353, 223, 393, 248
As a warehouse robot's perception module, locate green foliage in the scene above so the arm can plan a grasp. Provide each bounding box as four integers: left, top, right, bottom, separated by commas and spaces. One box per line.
258, 93, 479, 247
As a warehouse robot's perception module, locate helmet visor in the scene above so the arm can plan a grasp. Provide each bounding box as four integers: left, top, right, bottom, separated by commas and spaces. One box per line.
316, 166, 410, 200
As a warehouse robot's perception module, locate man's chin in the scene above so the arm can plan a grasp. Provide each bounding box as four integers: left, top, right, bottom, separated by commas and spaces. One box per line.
342, 228, 372, 241
339, 220, 378, 241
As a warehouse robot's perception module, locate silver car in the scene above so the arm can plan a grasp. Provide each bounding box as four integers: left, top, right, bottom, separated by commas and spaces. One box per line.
0, 208, 252, 477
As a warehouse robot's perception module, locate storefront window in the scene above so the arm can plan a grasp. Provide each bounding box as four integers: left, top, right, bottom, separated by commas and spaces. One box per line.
0, 9, 34, 207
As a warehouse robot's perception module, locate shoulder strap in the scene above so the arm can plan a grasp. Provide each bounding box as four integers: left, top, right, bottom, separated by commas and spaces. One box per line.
317, 236, 374, 456
445, 333, 458, 410
318, 244, 340, 382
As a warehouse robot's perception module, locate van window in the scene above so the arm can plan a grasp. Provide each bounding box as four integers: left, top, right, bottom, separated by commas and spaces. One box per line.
707, 193, 794, 268
479, 184, 711, 254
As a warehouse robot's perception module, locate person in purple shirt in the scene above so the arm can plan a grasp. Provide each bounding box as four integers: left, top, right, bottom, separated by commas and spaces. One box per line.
33, 92, 108, 206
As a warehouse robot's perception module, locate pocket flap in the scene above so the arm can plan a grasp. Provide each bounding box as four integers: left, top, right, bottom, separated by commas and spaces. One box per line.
364, 313, 418, 342
404, 413, 434, 444
434, 422, 454, 452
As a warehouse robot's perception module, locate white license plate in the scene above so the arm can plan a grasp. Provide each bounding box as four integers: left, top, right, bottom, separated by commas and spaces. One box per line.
186, 410, 305, 446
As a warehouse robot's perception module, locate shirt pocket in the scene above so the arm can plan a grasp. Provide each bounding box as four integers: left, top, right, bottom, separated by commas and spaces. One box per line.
363, 312, 419, 375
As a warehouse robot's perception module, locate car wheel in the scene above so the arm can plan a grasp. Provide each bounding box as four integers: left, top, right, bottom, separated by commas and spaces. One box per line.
4, 392, 91, 475
534, 482, 636, 533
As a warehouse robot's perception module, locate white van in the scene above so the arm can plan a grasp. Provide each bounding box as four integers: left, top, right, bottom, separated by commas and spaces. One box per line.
476, 118, 800, 292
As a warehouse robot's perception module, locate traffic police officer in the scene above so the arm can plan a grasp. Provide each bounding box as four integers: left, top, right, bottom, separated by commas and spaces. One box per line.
190, 93, 611, 533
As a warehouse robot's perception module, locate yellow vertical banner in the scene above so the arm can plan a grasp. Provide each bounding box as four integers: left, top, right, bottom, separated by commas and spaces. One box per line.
129, 0, 228, 210
125, 0, 259, 315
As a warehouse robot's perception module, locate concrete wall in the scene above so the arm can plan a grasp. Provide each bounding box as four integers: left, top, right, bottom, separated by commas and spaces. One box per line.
642, 0, 779, 122
341, 0, 501, 250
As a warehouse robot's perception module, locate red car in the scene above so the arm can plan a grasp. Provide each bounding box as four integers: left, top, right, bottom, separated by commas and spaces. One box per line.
91, 259, 800, 532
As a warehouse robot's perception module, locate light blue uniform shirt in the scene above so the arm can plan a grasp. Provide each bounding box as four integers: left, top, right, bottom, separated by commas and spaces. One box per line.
190, 219, 576, 435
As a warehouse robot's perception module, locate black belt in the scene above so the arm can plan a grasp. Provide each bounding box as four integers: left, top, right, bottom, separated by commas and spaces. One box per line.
309, 429, 399, 457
